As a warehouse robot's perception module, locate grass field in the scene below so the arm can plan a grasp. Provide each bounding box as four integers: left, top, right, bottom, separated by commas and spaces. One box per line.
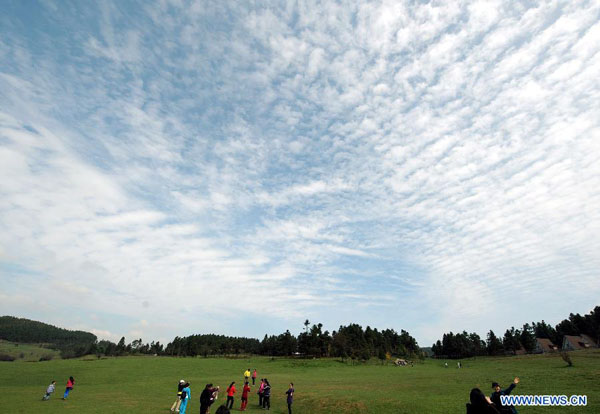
0, 350, 599, 413
0, 340, 61, 362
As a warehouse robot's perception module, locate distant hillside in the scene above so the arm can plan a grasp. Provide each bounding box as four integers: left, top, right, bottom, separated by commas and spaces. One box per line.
0, 316, 96, 358
0, 339, 61, 361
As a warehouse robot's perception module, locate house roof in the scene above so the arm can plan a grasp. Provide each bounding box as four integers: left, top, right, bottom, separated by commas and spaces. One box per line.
536, 338, 556, 351
580, 334, 597, 347
563, 335, 589, 350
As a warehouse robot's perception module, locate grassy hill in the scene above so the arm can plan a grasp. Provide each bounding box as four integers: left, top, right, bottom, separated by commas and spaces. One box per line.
0, 339, 61, 362
0, 350, 598, 413
0, 316, 96, 358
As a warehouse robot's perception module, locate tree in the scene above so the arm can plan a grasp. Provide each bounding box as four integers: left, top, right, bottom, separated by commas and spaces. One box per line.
520, 324, 536, 353
332, 330, 349, 362
503, 328, 520, 354
116, 337, 126, 355
486, 330, 503, 356
378, 348, 387, 365
130, 338, 143, 352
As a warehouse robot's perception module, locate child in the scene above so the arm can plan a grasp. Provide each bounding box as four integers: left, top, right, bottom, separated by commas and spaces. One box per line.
240, 381, 251, 411
42, 380, 56, 400
225, 382, 236, 409
171, 379, 185, 412
252, 369, 257, 385
286, 383, 294, 414
262, 378, 271, 410
62, 376, 75, 400
180, 382, 191, 414
258, 379, 264, 407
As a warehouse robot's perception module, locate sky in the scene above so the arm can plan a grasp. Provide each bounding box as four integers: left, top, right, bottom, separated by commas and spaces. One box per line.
1, 0, 599, 346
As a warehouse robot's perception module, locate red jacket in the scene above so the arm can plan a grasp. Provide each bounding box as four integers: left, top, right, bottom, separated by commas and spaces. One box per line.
227, 385, 236, 397
66, 379, 74, 388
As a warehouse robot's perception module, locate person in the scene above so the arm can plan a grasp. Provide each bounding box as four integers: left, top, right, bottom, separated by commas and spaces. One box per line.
252, 369, 257, 385
171, 379, 185, 412
179, 382, 191, 414
200, 384, 213, 414
62, 376, 75, 400
201, 384, 220, 414
42, 380, 56, 401
262, 378, 271, 410
491, 377, 520, 414
257, 379, 265, 407
240, 381, 251, 411
209, 385, 220, 413
467, 388, 500, 413
244, 368, 251, 383
286, 382, 294, 414
225, 382, 236, 409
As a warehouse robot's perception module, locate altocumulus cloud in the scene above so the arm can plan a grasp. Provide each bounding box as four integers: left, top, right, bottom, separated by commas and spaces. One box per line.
0, 0, 599, 344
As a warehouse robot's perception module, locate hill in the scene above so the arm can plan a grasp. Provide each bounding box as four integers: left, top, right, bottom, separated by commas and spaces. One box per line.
0, 316, 96, 358
0, 339, 61, 361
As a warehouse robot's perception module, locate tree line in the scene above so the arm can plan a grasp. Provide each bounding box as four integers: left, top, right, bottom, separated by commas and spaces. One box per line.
0, 315, 420, 361
431, 305, 600, 358
164, 321, 421, 362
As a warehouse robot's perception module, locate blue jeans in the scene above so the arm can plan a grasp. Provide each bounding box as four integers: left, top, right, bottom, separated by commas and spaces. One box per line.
63, 387, 72, 398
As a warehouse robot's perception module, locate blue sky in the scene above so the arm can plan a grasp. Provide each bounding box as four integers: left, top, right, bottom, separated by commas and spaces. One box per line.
1, 0, 599, 346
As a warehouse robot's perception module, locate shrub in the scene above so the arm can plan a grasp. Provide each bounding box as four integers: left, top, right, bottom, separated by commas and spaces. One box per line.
39, 354, 54, 362
0, 353, 15, 362
560, 351, 573, 367
60, 349, 76, 359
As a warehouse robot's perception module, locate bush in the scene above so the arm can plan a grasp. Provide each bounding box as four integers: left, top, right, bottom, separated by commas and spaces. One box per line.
0, 353, 15, 362
60, 349, 76, 359
560, 351, 573, 367
39, 354, 54, 361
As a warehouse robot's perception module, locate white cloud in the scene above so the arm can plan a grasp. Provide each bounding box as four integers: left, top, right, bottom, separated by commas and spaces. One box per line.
1, 0, 599, 345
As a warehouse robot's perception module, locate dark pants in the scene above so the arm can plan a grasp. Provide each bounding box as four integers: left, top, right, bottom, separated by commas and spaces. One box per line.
259, 393, 263, 406
252, 377, 256, 385
288, 402, 292, 414
263, 396, 270, 409
226, 396, 234, 409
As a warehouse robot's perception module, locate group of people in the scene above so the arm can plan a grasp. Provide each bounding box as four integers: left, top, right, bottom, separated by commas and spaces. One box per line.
42, 376, 75, 401
466, 377, 520, 414
444, 361, 462, 368
170, 368, 295, 413
170, 381, 225, 414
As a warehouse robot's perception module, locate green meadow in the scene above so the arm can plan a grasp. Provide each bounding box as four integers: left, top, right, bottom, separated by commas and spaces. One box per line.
0, 340, 61, 362
0, 350, 598, 413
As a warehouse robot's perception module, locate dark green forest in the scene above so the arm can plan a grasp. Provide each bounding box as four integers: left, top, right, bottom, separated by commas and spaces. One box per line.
165, 323, 421, 361
431, 306, 600, 358
0, 316, 97, 358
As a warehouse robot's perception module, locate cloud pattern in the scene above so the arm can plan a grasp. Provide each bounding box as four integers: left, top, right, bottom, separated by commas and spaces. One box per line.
1, 0, 599, 344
